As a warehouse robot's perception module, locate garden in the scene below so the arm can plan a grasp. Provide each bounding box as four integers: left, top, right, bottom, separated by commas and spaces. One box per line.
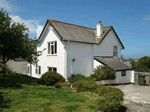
0, 65, 124, 112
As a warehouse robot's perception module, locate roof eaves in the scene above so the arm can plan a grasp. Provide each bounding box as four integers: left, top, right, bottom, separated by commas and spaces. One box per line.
111, 27, 125, 49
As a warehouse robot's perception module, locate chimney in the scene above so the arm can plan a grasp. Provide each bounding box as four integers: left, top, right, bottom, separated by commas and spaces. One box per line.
96, 21, 103, 38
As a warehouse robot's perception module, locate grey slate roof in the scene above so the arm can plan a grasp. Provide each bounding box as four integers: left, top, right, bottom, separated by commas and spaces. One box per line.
47, 20, 112, 44
94, 57, 132, 71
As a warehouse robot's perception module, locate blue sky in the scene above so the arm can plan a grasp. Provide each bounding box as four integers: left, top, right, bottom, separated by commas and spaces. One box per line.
1, 0, 150, 58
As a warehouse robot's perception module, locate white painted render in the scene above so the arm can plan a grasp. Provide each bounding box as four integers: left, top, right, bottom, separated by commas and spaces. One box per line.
93, 59, 103, 70
65, 42, 94, 79
27, 23, 66, 79
25, 21, 134, 85
94, 29, 122, 59
94, 60, 134, 84
96, 70, 135, 85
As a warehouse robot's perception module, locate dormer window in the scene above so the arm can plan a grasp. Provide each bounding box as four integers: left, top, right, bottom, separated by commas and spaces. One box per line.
113, 46, 118, 57
48, 41, 57, 55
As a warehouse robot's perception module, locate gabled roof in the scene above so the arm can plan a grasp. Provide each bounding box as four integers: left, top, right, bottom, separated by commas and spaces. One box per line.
39, 19, 124, 48
94, 56, 132, 71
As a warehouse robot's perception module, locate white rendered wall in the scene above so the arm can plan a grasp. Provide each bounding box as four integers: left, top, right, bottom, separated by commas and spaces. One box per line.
28, 23, 66, 79
93, 59, 103, 69
96, 70, 135, 85
65, 42, 94, 79
94, 29, 122, 59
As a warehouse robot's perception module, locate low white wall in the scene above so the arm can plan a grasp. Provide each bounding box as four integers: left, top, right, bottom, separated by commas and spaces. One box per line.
96, 70, 134, 85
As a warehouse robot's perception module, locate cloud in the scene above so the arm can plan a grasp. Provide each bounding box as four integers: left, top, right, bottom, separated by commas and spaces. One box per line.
0, 0, 16, 13
10, 15, 43, 38
143, 16, 150, 21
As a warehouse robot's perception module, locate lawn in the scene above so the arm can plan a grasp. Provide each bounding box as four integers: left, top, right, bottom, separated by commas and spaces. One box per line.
0, 74, 99, 112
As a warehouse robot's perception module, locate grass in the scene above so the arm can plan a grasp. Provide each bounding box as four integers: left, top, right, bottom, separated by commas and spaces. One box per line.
0, 73, 99, 112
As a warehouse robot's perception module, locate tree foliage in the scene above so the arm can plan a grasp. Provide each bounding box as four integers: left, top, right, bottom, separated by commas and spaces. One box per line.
132, 56, 150, 72
0, 8, 40, 76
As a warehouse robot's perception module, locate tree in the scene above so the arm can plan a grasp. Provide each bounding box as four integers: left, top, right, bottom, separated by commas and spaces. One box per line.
132, 56, 150, 72
0, 9, 40, 76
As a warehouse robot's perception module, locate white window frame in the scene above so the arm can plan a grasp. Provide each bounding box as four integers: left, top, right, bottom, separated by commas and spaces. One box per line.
48, 41, 57, 55
35, 66, 41, 75
48, 67, 57, 72
113, 46, 118, 57
121, 71, 126, 77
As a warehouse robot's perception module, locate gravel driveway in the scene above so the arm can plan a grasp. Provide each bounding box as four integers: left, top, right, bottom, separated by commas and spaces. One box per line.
115, 84, 150, 112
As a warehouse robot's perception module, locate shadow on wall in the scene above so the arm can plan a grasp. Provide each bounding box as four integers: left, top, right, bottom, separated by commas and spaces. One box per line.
0, 92, 11, 111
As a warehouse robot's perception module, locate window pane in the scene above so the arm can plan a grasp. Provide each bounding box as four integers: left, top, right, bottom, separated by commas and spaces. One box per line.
51, 45, 54, 54
35, 67, 38, 74
121, 71, 126, 76
48, 43, 50, 54
113, 51, 117, 56
55, 41, 57, 54
39, 66, 41, 74
53, 68, 57, 72
48, 67, 52, 71
113, 46, 117, 50
28, 66, 30, 74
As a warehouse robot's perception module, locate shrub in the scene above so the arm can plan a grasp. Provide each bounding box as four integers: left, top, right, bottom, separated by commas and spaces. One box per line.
91, 65, 116, 81
73, 79, 124, 112
40, 71, 65, 86
73, 80, 100, 92
54, 83, 61, 88
68, 74, 90, 83
97, 87, 124, 112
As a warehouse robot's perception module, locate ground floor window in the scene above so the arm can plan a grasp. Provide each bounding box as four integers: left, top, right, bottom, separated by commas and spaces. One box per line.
27, 65, 32, 75
48, 67, 57, 72
27, 66, 30, 74
121, 71, 126, 77
36, 66, 41, 74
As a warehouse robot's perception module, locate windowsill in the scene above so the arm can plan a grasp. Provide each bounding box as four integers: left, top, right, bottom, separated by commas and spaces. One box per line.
47, 54, 57, 56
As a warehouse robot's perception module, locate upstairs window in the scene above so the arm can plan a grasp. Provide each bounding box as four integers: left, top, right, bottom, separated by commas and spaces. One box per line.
121, 71, 126, 77
48, 67, 57, 72
48, 41, 57, 55
113, 46, 118, 57
35, 66, 41, 75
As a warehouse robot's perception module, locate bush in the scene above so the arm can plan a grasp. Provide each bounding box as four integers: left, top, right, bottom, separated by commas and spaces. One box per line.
97, 87, 124, 112
54, 83, 61, 88
40, 71, 65, 86
90, 65, 116, 81
73, 80, 100, 92
68, 74, 90, 83
73, 80, 124, 112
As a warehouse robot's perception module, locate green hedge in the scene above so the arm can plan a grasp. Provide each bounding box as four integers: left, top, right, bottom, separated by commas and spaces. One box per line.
68, 74, 90, 83
40, 71, 65, 86
73, 80, 124, 112
73, 80, 100, 92
90, 65, 116, 81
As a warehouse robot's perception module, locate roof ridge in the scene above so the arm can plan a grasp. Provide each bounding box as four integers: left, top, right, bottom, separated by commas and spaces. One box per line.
49, 19, 112, 30
50, 19, 95, 30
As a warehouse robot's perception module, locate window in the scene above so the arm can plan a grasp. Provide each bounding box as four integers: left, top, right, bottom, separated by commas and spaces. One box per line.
113, 46, 118, 57
48, 41, 57, 55
35, 66, 41, 74
48, 67, 57, 72
27, 66, 30, 74
121, 71, 126, 77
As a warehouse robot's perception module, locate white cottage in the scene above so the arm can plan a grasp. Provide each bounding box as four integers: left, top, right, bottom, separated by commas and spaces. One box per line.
27, 20, 134, 84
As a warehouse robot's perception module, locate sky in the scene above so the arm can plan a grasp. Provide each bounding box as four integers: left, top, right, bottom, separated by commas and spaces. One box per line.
0, 0, 150, 58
